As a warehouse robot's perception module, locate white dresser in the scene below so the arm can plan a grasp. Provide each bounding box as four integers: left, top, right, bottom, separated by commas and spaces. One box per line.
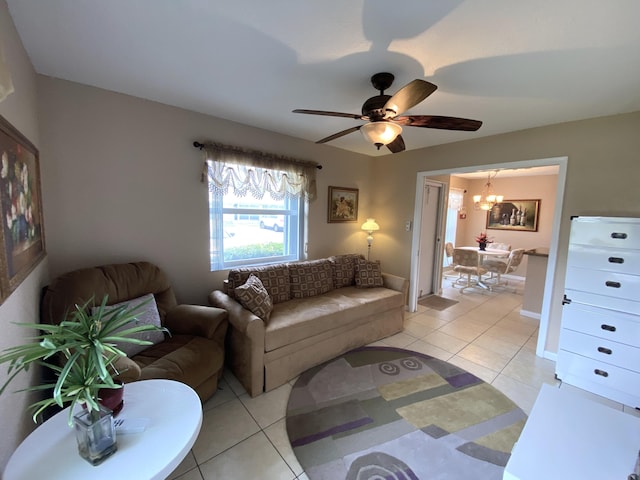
556, 216, 640, 407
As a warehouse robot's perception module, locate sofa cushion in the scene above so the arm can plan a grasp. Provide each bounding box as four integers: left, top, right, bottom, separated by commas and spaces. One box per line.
328, 254, 363, 288
234, 274, 273, 321
355, 259, 384, 288
227, 264, 291, 304
264, 286, 404, 352
289, 259, 334, 299
93, 293, 165, 357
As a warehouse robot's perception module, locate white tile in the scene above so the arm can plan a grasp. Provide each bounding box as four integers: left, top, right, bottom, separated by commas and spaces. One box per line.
202, 377, 237, 412
457, 343, 511, 371
166, 451, 199, 480
191, 398, 260, 464
240, 382, 292, 429
170, 467, 204, 480
447, 355, 499, 384
491, 374, 540, 415
405, 339, 454, 362
380, 331, 416, 348
199, 432, 295, 480
264, 418, 303, 476
223, 368, 247, 397
422, 330, 468, 354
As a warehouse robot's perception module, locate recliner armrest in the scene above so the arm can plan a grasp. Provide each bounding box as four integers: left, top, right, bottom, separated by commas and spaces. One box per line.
164, 304, 228, 346
112, 355, 142, 383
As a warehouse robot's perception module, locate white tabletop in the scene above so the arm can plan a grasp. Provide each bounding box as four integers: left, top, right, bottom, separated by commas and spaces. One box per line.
4, 379, 202, 480
459, 246, 510, 257
503, 384, 640, 479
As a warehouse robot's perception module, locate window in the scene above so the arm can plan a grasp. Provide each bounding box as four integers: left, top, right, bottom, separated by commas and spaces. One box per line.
200, 142, 318, 271
209, 190, 303, 269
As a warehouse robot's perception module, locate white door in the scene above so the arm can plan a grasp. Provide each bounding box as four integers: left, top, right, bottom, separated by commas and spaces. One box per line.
416, 181, 442, 298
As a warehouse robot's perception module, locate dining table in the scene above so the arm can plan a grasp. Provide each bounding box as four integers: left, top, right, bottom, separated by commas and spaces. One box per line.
458, 246, 511, 289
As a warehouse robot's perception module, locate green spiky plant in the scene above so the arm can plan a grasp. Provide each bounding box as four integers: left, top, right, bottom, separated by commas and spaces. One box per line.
0, 295, 167, 426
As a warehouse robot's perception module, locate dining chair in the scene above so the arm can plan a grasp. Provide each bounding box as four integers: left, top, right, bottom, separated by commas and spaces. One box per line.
452, 248, 488, 292
488, 242, 511, 252
443, 242, 459, 280
483, 248, 526, 290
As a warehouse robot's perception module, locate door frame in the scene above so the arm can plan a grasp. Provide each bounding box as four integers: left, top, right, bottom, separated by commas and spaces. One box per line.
413, 179, 446, 300
408, 156, 568, 360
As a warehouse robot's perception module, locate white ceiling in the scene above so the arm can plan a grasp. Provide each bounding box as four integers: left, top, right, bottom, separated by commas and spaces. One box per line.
7, 1, 640, 157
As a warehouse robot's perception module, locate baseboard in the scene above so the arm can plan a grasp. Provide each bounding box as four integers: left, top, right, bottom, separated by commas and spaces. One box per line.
520, 309, 541, 320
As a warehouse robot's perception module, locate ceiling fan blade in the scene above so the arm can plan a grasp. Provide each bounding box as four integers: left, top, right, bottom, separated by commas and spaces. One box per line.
394, 115, 482, 131
316, 126, 362, 144
293, 109, 363, 120
386, 135, 405, 154
383, 80, 437, 117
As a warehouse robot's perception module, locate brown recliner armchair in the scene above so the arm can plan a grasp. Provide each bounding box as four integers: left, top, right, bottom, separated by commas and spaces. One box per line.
40, 261, 228, 403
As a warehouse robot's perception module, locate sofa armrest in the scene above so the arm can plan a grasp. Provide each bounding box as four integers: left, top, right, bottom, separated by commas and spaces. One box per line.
208, 290, 265, 397
112, 355, 142, 383
382, 272, 409, 304
165, 305, 229, 347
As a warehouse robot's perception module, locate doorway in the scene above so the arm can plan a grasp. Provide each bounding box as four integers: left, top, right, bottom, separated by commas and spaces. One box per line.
415, 180, 445, 299
408, 157, 568, 360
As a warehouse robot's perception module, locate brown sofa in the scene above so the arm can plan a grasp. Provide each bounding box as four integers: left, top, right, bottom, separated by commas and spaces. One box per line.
208, 254, 408, 397
41, 261, 228, 403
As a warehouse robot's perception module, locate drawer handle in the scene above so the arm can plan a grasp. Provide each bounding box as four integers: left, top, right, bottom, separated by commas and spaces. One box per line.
611, 232, 628, 239
608, 257, 624, 264
605, 281, 621, 288
601, 324, 617, 332
597, 347, 613, 355
594, 369, 609, 377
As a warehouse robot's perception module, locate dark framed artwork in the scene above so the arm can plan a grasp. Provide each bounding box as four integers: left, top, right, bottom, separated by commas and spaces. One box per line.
486, 199, 540, 232
328, 186, 359, 223
0, 115, 46, 303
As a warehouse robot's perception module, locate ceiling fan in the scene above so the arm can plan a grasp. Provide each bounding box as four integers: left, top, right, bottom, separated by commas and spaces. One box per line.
293, 72, 482, 153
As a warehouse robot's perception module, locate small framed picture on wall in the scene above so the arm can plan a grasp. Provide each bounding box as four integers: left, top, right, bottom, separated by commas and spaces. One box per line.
328, 186, 359, 223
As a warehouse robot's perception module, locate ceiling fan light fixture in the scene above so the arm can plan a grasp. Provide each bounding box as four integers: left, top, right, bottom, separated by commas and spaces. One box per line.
360, 121, 402, 149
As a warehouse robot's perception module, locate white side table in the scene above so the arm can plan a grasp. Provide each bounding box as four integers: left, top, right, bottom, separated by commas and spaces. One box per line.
4, 379, 202, 480
504, 384, 640, 479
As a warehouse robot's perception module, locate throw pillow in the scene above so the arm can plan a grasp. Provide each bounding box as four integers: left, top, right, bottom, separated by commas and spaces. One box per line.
289, 259, 334, 299
92, 293, 165, 357
329, 254, 365, 288
355, 259, 384, 288
227, 264, 290, 304
234, 274, 274, 321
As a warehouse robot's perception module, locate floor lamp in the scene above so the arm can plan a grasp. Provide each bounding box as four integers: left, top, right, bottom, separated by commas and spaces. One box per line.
361, 218, 380, 260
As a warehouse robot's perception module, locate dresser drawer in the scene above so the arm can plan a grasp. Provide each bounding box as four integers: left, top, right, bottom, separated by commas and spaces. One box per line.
561, 301, 640, 347
559, 329, 640, 373
567, 245, 640, 275
556, 350, 640, 406
565, 266, 640, 301
570, 217, 640, 249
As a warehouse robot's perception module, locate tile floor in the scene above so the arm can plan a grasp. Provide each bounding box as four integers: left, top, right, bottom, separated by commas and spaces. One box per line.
167, 276, 637, 480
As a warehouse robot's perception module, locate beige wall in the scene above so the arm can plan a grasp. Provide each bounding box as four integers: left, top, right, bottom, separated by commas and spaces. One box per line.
36, 76, 374, 304
371, 112, 640, 355
0, 0, 50, 471
454, 174, 558, 276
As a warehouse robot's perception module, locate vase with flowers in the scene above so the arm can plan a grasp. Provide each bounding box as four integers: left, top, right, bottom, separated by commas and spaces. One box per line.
0, 295, 167, 465
475, 232, 493, 251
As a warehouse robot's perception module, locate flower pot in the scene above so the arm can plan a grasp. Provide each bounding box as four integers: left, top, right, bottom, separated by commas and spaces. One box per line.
98, 382, 124, 416
478, 242, 487, 251
73, 405, 117, 466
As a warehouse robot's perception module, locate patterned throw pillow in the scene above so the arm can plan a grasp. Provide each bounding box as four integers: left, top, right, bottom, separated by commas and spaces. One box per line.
227, 264, 290, 304
234, 274, 274, 321
92, 293, 165, 357
289, 259, 334, 299
354, 258, 384, 288
329, 254, 364, 288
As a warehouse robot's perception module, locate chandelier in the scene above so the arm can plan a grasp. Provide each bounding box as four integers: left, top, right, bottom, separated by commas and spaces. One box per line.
473, 171, 503, 211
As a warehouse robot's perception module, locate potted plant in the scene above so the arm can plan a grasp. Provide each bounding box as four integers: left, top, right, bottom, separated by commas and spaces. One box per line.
475, 232, 493, 251
0, 295, 167, 465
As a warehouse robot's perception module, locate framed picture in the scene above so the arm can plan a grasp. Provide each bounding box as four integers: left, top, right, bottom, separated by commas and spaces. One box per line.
486, 199, 540, 232
0, 115, 46, 303
328, 186, 359, 223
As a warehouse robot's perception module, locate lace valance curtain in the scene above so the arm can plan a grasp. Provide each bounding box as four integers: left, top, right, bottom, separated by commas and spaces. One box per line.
200, 142, 318, 201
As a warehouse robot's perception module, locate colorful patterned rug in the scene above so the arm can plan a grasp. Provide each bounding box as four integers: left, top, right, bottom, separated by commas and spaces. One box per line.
285, 346, 526, 480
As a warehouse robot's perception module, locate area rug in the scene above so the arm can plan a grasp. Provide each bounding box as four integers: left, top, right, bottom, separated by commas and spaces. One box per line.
417, 294, 459, 311
286, 346, 526, 480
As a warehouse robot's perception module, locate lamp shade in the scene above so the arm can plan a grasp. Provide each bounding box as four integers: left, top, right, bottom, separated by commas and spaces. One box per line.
361, 218, 380, 233
360, 122, 402, 147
